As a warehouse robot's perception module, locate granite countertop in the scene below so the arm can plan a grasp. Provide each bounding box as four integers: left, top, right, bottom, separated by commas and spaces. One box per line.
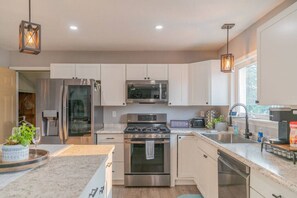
169, 127, 212, 134
0, 144, 114, 198
192, 132, 297, 194
95, 124, 126, 134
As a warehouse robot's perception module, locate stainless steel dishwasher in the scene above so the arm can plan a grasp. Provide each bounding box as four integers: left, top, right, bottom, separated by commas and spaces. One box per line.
218, 150, 250, 198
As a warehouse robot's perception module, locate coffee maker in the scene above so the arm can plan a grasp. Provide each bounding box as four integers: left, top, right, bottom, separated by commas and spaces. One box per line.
269, 108, 297, 144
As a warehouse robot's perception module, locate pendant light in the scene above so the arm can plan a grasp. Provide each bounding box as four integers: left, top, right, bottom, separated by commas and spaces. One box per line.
19, 0, 41, 55
221, 23, 235, 73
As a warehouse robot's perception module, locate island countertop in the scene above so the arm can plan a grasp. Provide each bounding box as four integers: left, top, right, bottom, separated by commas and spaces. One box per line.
0, 144, 114, 198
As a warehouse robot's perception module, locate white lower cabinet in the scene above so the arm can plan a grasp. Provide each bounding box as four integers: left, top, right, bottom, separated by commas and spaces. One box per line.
80, 152, 112, 198
250, 187, 264, 198
97, 133, 124, 185
250, 169, 297, 198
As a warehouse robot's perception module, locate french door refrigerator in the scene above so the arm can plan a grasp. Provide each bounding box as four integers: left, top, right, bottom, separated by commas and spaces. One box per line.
36, 79, 103, 144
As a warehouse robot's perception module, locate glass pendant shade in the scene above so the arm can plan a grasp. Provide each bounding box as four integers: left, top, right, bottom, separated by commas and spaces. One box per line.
19, 20, 41, 55
221, 53, 234, 73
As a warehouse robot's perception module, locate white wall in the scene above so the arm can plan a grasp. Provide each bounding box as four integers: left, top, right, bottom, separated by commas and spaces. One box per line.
0, 48, 9, 67
103, 104, 228, 124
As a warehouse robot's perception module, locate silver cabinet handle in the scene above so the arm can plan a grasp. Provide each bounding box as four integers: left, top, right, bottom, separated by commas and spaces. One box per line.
272, 194, 282, 198
88, 188, 98, 197
106, 137, 114, 140
125, 140, 170, 144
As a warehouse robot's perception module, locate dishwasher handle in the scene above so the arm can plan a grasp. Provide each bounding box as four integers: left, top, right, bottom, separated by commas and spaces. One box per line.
218, 156, 250, 179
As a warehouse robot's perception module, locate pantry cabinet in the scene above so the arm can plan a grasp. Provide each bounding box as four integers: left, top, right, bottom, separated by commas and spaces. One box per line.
189, 60, 229, 106
101, 64, 126, 106
126, 64, 168, 80
168, 64, 189, 106
50, 64, 101, 80
257, 2, 297, 105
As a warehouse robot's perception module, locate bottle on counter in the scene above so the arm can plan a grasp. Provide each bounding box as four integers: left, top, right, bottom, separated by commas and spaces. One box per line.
233, 123, 239, 135
290, 122, 297, 147
257, 128, 263, 143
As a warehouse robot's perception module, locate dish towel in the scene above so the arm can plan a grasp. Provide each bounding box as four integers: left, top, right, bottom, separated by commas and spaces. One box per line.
145, 140, 155, 160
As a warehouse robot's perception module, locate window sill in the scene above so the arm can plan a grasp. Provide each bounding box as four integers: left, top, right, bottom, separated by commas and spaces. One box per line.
232, 117, 278, 129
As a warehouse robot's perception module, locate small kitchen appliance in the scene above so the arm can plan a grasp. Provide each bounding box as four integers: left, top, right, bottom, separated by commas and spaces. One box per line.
190, 117, 205, 128
124, 113, 171, 187
269, 108, 297, 144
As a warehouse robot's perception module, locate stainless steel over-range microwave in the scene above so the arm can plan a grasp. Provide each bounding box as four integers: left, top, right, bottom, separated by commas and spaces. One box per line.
126, 80, 168, 104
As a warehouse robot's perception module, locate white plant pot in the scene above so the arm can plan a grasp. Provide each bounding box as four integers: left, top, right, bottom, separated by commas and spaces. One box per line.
215, 122, 228, 132
1, 144, 29, 162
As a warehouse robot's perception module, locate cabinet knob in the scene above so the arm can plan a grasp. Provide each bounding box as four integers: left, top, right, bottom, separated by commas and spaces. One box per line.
272, 194, 282, 198
206, 102, 209, 105
255, 100, 259, 104
203, 154, 208, 158
123, 102, 125, 105
179, 137, 182, 139
148, 77, 150, 80
169, 102, 171, 105
144, 77, 147, 80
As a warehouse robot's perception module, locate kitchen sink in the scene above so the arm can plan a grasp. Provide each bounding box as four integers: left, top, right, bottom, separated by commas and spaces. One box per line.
202, 133, 257, 144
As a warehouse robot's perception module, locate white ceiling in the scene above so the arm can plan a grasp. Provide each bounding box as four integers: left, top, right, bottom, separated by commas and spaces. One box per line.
0, 0, 284, 51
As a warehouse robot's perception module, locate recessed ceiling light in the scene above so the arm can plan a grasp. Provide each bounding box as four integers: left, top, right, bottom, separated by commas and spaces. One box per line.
70, 25, 78, 30
155, 25, 163, 30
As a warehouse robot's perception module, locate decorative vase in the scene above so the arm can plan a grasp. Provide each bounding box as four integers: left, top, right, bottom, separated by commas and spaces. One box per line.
215, 122, 228, 132
1, 144, 29, 162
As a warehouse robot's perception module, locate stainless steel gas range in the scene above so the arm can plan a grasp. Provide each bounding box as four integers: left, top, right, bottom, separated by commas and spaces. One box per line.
124, 113, 171, 187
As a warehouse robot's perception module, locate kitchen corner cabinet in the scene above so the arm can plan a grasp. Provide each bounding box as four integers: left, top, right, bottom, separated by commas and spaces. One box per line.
189, 60, 229, 106
168, 64, 189, 106
257, 2, 297, 105
177, 135, 197, 178
126, 64, 168, 80
101, 64, 126, 106
50, 64, 101, 80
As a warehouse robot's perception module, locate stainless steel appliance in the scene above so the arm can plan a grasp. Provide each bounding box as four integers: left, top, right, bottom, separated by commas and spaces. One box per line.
36, 79, 103, 144
218, 150, 250, 198
269, 108, 297, 144
124, 113, 171, 187
126, 80, 168, 104
190, 117, 205, 128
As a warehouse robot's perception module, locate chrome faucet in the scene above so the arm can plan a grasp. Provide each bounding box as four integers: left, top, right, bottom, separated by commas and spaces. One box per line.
229, 103, 252, 139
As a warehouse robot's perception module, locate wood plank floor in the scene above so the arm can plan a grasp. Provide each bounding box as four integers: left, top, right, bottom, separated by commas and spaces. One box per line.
112, 185, 200, 198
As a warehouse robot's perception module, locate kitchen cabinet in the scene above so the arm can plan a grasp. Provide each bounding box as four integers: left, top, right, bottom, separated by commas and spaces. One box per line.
177, 135, 197, 179
50, 63, 101, 80
250, 169, 297, 198
126, 64, 168, 80
97, 134, 124, 185
101, 64, 126, 106
250, 188, 264, 198
189, 60, 229, 106
168, 64, 189, 106
257, 2, 297, 105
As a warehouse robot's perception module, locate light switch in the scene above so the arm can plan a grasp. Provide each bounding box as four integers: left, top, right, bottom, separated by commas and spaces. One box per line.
112, 111, 117, 118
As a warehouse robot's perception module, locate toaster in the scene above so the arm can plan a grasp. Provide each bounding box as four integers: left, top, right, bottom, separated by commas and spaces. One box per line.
190, 118, 205, 128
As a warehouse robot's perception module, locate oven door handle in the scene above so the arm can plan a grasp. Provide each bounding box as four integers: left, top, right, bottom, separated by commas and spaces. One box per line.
125, 140, 170, 144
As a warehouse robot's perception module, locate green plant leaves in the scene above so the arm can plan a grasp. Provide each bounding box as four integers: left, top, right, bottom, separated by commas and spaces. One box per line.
6, 123, 36, 147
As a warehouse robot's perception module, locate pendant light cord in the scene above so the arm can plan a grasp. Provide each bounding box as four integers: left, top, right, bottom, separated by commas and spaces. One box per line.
29, 0, 31, 22
226, 28, 229, 54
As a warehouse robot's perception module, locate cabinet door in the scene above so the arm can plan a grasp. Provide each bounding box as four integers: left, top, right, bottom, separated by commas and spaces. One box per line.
189, 62, 210, 105
168, 64, 189, 106
206, 157, 218, 198
126, 64, 147, 80
50, 64, 76, 79
196, 147, 207, 197
76, 64, 101, 80
147, 64, 168, 80
257, 3, 297, 105
177, 136, 197, 178
101, 64, 126, 106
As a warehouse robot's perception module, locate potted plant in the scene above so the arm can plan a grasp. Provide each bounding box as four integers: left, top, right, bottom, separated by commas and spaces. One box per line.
213, 115, 228, 132
1, 123, 35, 162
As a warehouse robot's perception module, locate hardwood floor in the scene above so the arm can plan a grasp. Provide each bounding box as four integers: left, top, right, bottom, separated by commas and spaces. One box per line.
112, 185, 200, 198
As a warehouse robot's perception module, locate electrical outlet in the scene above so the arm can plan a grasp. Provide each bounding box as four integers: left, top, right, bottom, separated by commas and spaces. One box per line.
112, 111, 117, 118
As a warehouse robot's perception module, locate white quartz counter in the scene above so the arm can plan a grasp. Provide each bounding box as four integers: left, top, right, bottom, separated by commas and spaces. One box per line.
0, 144, 114, 198
192, 131, 297, 194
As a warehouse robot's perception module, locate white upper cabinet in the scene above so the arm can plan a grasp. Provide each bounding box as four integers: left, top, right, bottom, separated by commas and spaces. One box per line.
126, 64, 147, 80
126, 64, 168, 80
75, 64, 101, 80
189, 60, 229, 106
147, 64, 168, 80
50, 64, 101, 80
257, 2, 297, 105
168, 64, 189, 106
50, 64, 76, 79
101, 64, 126, 106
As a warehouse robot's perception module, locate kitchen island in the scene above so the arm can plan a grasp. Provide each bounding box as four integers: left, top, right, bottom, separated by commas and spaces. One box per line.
0, 144, 114, 198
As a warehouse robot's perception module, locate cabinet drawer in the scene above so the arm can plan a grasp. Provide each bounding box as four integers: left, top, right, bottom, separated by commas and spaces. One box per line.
97, 134, 124, 143
251, 169, 297, 198
112, 162, 124, 180
197, 137, 218, 160
98, 143, 124, 162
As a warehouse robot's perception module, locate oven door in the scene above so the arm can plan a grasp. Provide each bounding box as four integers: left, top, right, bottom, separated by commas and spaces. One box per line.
124, 138, 170, 174
126, 80, 168, 103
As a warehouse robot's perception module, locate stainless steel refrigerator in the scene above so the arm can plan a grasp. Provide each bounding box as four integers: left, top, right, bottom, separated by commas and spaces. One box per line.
36, 79, 103, 144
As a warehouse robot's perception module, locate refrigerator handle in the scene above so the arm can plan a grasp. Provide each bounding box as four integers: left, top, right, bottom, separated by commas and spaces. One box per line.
59, 86, 64, 143
63, 85, 68, 142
